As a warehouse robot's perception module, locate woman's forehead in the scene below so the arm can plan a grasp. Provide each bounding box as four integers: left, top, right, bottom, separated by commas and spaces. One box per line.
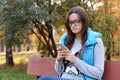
69, 13, 79, 21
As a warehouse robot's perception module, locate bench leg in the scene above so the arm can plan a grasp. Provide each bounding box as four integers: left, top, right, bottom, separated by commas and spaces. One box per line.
37, 76, 41, 80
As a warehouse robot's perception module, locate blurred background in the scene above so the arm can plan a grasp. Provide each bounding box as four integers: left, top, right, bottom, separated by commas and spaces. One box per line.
0, 0, 120, 80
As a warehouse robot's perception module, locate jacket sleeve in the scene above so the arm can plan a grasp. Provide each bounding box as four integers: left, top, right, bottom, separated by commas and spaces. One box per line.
54, 60, 64, 76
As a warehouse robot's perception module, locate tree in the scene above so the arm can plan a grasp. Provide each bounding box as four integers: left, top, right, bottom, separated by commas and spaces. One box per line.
95, 0, 120, 60
29, 0, 61, 57
0, 0, 64, 66
0, 0, 32, 66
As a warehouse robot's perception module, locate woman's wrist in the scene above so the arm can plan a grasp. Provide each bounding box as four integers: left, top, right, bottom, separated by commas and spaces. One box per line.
56, 56, 62, 61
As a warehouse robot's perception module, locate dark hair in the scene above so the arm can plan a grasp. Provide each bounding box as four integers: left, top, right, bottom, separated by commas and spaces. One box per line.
65, 6, 89, 50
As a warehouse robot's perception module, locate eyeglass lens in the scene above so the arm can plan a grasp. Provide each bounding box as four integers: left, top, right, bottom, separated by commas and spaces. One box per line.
68, 19, 80, 27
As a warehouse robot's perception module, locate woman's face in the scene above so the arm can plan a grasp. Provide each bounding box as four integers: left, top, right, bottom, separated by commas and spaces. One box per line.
68, 13, 82, 35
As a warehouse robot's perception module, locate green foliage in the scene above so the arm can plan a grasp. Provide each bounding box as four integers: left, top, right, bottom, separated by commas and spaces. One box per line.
87, 0, 120, 60
0, 64, 35, 80
0, 0, 64, 58
0, 0, 31, 45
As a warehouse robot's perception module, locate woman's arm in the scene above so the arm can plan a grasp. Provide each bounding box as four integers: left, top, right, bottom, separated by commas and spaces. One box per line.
74, 38, 104, 79
54, 60, 64, 75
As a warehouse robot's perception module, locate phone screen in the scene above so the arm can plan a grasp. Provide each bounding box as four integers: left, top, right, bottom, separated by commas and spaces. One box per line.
55, 42, 70, 52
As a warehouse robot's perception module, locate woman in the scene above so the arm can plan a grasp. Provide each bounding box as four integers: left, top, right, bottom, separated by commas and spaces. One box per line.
38, 6, 104, 80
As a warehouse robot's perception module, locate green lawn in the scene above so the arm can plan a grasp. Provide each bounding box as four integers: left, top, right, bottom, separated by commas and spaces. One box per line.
0, 64, 36, 80
0, 53, 38, 80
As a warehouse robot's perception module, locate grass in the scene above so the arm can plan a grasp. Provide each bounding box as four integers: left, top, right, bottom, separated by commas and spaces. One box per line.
0, 64, 36, 80
0, 53, 38, 80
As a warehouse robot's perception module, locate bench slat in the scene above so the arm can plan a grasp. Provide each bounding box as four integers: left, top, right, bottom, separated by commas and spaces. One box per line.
27, 57, 58, 76
102, 60, 120, 80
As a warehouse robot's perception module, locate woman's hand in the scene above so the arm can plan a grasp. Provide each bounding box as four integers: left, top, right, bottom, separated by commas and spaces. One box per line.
56, 47, 77, 63
65, 52, 77, 63
56, 47, 68, 61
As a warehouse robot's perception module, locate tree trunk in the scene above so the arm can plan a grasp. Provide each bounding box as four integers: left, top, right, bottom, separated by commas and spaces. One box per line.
50, 28, 58, 57
26, 46, 30, 51
104, 0, 111, 60
0, 40, 4, 52
5, 0, 14, 66
5, 37, 14, 66
17, 44, 21, 52
37, 42, 41, 52
13, 45, 16, 52
106, 47, 111, 60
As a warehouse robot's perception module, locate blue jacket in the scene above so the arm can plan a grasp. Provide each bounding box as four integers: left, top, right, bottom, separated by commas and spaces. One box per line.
59, 28, 102, 80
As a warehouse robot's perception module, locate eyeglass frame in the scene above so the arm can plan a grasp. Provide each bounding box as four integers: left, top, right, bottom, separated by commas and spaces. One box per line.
67, 19, 81, 27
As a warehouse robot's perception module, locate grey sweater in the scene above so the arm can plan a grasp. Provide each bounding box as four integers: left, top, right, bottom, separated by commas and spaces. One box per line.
55, 38, 104, 80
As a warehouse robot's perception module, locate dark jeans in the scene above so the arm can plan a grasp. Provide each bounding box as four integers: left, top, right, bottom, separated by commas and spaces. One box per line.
38, 76, 70, 80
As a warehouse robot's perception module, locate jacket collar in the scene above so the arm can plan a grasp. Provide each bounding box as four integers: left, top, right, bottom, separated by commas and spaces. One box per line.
85, 28, 102, 46
59, 28, 102, 46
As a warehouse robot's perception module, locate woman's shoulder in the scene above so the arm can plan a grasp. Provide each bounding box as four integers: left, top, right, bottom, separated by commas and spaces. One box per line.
59, 33, 67, 45
96, 38, 103, 43
95, 38, 104, 47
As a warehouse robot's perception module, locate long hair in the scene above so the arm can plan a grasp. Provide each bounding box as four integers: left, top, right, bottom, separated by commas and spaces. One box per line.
65, 6, 89, 50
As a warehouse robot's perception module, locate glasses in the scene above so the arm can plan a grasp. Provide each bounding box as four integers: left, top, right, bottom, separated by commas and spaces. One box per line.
67, 19, 81, 27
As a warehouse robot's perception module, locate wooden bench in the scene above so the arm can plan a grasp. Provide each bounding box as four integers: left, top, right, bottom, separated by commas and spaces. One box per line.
27, 56, 120, 80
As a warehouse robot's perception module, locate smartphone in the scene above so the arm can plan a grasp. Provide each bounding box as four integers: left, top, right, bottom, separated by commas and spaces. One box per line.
55, 42, 70, 52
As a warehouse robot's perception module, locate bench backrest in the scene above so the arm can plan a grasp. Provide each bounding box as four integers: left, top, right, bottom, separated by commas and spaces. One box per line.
102, 60, 120, 80
27, 57, 58, 76
27, 57, 120, 80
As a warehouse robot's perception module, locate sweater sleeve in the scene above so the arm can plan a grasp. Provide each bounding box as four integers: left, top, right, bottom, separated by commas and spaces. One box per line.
74, 38, 105, 79
54, 60, 64, 75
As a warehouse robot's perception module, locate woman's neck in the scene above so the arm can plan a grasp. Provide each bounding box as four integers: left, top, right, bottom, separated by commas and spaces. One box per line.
75, 33, 81, 39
